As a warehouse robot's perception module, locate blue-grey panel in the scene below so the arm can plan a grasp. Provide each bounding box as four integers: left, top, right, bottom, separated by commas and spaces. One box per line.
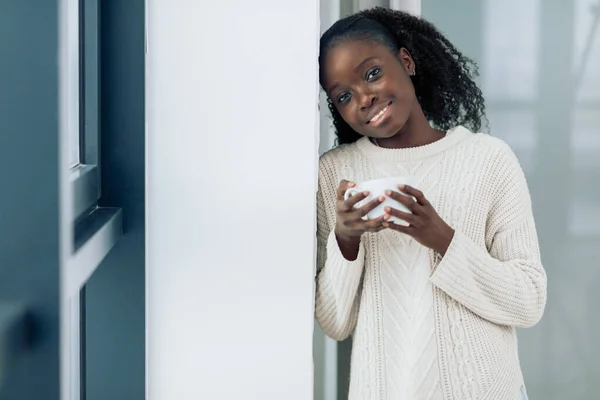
84, 0, 146, 399
0, 2, 61, 400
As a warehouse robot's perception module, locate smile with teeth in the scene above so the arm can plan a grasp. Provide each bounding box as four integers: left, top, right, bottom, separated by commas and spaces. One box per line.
369, 104, 390, 123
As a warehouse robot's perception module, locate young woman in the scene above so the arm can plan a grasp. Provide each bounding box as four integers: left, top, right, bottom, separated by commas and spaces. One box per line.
315, 7, 546, 400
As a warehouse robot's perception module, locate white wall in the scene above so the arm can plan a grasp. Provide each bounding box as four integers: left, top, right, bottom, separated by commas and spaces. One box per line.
145, 1, 319, 399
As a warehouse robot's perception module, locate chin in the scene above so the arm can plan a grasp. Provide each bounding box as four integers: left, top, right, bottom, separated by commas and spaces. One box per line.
379, 125, 405, 139
387, 120, 409, 137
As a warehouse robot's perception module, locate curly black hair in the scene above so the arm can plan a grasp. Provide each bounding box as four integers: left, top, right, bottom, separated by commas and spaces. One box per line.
319, 7, 487, 145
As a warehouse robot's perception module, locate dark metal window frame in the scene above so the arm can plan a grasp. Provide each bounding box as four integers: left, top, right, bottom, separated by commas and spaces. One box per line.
69, 2, 122, 399
72, 0, 100, 223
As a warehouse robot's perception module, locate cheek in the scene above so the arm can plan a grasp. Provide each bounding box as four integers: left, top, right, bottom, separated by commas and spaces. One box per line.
391, 83, 416, 111
390, 80, 412, 100
336, 105, 359, 125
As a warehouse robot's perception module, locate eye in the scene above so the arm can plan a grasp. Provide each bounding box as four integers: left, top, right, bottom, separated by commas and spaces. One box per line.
337, 92, 351, 104
366, 67, 381, 81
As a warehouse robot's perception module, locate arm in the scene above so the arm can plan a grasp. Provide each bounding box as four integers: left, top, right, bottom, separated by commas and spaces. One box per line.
314, 180, 365, 341
430, 145, 547, 328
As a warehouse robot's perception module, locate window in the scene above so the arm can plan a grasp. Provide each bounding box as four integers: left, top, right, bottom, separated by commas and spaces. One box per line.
574, 0, 600, 102
481, 0, 540, 172
64, 1, 122, 399
482, 0, 540, 102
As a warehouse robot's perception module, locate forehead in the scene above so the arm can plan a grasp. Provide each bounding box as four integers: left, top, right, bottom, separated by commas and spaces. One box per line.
321, 40, 395, 90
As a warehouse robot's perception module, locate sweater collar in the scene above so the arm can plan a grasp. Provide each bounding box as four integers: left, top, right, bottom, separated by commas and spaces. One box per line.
355, 125, 473, 162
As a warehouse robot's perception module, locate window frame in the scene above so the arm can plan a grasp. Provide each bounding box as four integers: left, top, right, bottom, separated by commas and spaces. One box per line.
64, 1, 123, 399
71, 0, 101, 222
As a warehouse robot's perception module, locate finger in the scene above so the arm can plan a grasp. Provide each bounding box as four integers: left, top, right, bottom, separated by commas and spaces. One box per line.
385, 189, 419, 212
383, 207, 416, 225
399, 184, 430, 206
357, 215, 386, 232
368, 225, 387, 233
383, 221, 412, 235
336, 180, 356, 200
364, 225, 386, 234
341, 190, 371, 211
355, 195, 385, 218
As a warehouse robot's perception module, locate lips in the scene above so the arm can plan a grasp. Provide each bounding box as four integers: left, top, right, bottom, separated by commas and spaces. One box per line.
366, 101, 392, 124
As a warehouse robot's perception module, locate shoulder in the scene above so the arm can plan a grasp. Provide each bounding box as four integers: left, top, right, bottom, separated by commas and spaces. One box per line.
454, 129, 522, 174
473, 132, 523, 174
319, 142, 360, 168
451, 127, 528, 194
318, 142, 361, 183
465, 131, 518, 160
468, 131, 531, 206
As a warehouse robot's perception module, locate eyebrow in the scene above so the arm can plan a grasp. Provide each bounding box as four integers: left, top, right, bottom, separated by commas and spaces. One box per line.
327, 56, 378, 94
354, 56, 378, 72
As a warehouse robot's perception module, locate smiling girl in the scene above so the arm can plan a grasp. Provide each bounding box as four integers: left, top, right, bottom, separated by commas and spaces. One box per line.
315, 7, 546, 400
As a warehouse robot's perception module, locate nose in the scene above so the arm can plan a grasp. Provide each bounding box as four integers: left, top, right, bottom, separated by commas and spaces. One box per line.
357, 89, 377, 111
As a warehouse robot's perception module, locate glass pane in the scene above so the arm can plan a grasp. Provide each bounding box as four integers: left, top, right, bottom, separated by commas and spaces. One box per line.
69, 124, 80, 168
81, 0, 100, 166
482, 0, 540, 101
574, 0, 600, 102
67, 0, 81, 169
570, 109, 600, 236
69, 0, 99, 169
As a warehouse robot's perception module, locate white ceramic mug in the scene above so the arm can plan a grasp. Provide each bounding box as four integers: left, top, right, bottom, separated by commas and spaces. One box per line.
344, 177, 414, 226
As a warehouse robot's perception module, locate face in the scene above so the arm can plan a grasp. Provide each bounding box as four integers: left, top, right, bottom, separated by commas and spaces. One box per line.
321, 40, 417, 139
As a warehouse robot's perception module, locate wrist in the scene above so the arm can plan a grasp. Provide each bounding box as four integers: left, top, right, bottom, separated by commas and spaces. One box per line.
436, 227, 455, 256
335, 231, 361, 246
334, 229, 362, 261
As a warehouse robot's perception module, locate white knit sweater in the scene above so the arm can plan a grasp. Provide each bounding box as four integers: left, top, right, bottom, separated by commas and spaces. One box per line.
315, 126, 547, 400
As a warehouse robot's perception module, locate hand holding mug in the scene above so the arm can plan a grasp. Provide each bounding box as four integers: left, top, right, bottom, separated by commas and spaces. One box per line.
334, 180, 387, 241
382, 184, 455, 255
343, 177, 414, 226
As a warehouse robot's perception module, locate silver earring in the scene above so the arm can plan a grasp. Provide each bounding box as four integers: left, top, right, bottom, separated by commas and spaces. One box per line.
411, 69, 416, 76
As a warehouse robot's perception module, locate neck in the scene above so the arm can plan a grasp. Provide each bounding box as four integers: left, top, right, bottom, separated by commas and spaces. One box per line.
374, 107, 445, 149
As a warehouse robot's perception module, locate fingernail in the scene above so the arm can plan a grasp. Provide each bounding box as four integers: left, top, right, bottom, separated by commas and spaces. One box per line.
363, 191, 370, 196
383, 222, 389, 227
349, 182, 356, 187
398, 184, 405, 190
384, 206, 391, 212
378, 196, 385, 202
385, 190, 392, 196
383, 214, 391, 220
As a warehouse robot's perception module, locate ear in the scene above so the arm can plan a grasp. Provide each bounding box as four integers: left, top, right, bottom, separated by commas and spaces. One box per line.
397, 48, 416, 76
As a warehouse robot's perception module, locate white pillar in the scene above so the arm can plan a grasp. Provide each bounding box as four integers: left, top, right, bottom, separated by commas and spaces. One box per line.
145, 0, 319, 399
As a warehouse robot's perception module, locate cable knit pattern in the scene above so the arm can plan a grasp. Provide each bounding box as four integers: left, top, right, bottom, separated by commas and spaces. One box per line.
314, 126, 547, 400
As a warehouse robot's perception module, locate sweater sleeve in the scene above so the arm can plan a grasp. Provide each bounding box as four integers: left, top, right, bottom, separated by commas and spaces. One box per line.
430, 143, 547, 328
314, 170, 366, 341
